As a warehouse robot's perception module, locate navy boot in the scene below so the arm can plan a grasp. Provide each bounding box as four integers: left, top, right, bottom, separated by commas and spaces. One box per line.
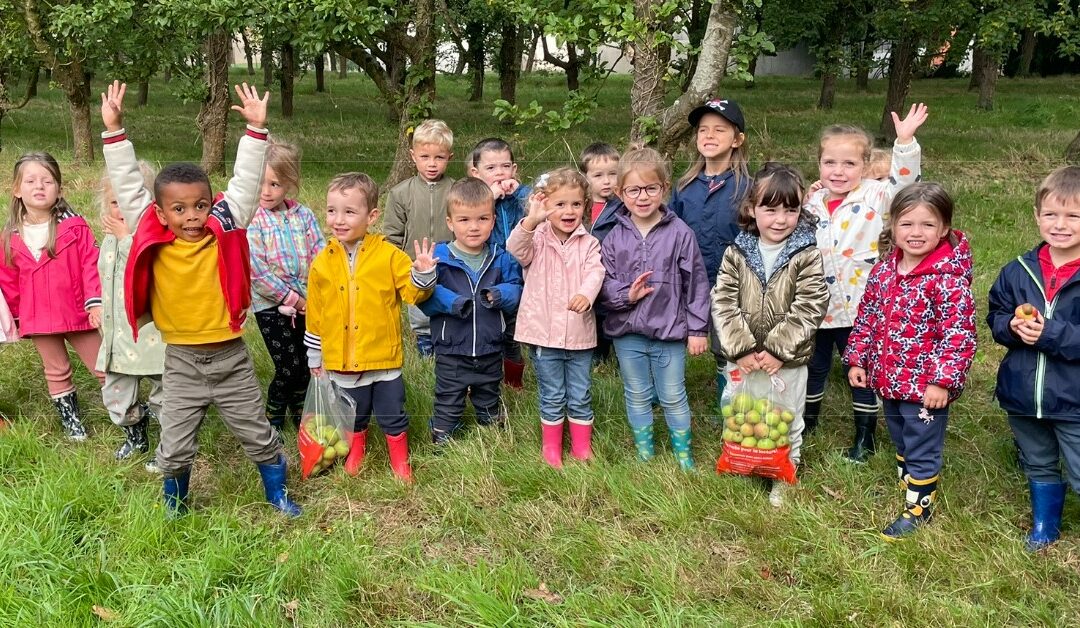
256, 455, 302, 518
1026, 480, 1067, 551
163, 472, 190, 518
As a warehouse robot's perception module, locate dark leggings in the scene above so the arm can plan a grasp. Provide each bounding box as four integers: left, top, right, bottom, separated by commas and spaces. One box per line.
255, 309, 311, 425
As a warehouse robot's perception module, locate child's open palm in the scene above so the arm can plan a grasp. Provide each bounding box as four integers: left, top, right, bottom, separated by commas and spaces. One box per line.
231, 83, 270, 129
891, 102, 929, 144
628, 271, 654, 303
412, 238, 439, 273
524, 192, 552, 230
100, 80, 126, 132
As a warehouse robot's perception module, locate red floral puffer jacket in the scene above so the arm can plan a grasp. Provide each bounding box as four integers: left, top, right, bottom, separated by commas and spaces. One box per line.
843, 231, 977, 403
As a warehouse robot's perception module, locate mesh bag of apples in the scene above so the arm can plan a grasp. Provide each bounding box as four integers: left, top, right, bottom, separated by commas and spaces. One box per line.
716, 369, 799, 483
298, 375, 357, 479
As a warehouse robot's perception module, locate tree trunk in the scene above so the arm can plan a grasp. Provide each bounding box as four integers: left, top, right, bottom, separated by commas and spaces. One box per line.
976, 52, 998, 110
453, 42, 468, 75
1016, 29, 1036, 78
565, 44, 580, 91
28, 66, 38, 98
66, 75, 94, 163
315, 52, 325, 92
328, 50, 338, 75
1067, 130, 1080, 165
969, 45, 985, 91
498, 21, 521, 105
818, 70, 837, 109
199, 30, 231, 175
261, 43, 274, 89
338, 54, 347, 78
163, 67, 171, 82
137, 80, 149, 106
629, 0, 668, 143
467, 18, 485, 102
854, 37, 873, 90
879, 36, 917, 142
240, 30, 256, 76
388, 42, 408, 88
280, 43, 295, 118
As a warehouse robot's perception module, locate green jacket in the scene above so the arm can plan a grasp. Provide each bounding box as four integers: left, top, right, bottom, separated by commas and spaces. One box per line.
382, 175, 455, 258
95, 234, 165, 375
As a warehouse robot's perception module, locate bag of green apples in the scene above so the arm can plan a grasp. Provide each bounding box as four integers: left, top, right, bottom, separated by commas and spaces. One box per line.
298, 375, 356, 479
716, 368, 799, 483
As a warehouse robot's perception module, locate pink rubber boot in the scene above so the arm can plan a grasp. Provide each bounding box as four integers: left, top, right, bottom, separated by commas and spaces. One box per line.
568, 419, 593, 461
541, 419, 564, 469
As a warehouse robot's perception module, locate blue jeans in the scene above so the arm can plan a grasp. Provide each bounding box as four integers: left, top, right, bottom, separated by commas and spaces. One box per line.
613, 334, 692, 431
530, 346, 594, 422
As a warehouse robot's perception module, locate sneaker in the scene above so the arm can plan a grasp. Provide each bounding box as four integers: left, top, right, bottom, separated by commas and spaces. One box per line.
768, 481, 788, 508
144, 456, 162, 474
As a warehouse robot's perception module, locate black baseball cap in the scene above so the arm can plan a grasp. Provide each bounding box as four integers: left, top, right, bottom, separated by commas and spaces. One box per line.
688, 98, 745, 133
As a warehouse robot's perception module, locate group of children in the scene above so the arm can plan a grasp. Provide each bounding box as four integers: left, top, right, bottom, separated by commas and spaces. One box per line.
1, 82, 1078, 549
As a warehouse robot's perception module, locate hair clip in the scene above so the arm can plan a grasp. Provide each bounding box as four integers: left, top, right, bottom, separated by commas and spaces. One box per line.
534, 173, 550, 190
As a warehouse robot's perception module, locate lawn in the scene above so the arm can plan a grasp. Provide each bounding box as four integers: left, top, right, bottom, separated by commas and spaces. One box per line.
1, 70, 1079, 626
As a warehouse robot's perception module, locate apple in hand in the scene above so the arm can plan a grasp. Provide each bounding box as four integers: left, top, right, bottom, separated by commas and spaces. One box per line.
1015, 303, 1039, 321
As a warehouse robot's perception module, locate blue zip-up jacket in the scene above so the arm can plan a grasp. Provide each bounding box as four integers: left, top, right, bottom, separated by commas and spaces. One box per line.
491, 185, 531, 251
590, 197, 623, 244
670, 169, 751, 284
418, 242, 524, 357
988, 244, 1080, 421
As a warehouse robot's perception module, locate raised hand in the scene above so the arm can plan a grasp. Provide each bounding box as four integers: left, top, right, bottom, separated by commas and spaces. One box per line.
567, 293, 591, 313
891, 102, 929, 145
523, 191, 552, 230
100, 80, 127, 132
627, 271, 654, 303
412, 238, 439, 273
230, 83, 270, 129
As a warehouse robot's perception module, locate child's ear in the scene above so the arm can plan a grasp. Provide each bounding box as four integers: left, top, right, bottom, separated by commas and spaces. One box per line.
154, 206, 168, 227
368, 207, 380, 225
733, 132, 746, 148
468, 166, 479, 177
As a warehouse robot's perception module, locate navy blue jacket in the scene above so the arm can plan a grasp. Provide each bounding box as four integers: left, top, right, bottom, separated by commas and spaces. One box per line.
669, 169, 751, 284
419, 242, 523, 357
590, 197, 623, 244
988, 244, 1080, 421
491, 185, 531, 251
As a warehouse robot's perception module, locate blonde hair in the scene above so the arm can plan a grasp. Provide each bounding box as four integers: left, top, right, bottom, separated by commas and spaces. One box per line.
535, 167, 589, 203
1036, 166, 1080, 212
818, 124, 874, 163
4, 152, 75, 265
618, 146, 672, 192
266, 137, 302, 197
867, 148, 891, 181
98, 161, 156, 218
328, 172, 379, 213
412, 119, 453, 150
676, 119, 750, 192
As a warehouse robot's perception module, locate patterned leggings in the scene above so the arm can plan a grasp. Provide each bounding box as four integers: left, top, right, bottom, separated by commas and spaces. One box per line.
255, 309, 310, 427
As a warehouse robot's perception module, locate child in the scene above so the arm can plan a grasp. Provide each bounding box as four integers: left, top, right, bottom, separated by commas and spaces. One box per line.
507, 168, 605, 468
418, 177, 523, 444
580, 142, 622, 241
669, 99, 752, 411
803, 104, 929, 462
383, 119, 455, 357
305, 173, 436, 481
988, 166, 1080, 550
100, 80, 300, 518
0, 286, 17, 429
599, 147, 711, 470
248, 138, 326, 434
711, 163, 829, 506
467, 138, 528, 388
868, 148, 892, 182
844, 182, 976, 540
0, 152, 104, 441
96, 164, 166, 469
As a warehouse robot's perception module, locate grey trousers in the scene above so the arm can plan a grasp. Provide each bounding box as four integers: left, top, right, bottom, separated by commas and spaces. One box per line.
157, 339, 281, 477
1009, 414, 1080, 491
102, 371, 163, 427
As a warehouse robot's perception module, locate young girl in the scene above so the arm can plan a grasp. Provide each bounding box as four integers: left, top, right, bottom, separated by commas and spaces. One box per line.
0, 152, 104, 440
803, 104, 929, 462
844, 182, 976, 540
97, 164, 166, 469
669, 99, 752, 410
248, 138, 326, 434
507, 168, 606, 468
711, 163, 829, 506
599, 147, 711, 470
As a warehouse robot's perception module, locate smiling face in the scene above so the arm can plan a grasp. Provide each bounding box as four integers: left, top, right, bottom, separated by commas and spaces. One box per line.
892, 203, 949, 268
695, 112, 744, 162
326, 187, 378, 246
819, 136, 869, 199
411, 142, 452, 182
753, 201, 801, 245
544, 185, 587, 241
469, 149, 517, 187
156, 181, 213, 242
585, 157, 619, 202
1037, 194, 1080, 261
13, 161, 60, 215
446, 201, 495, 255
617, 169, 667, 228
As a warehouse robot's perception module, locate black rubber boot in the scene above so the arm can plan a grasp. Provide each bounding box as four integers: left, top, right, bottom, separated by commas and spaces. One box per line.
52, 391, 88, 441
844, 411, 877, 463
115, 414, 150, 460
803, 400, 821, 435
882, 475, 938, 540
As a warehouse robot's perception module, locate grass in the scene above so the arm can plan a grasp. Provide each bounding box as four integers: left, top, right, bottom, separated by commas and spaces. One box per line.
2, 69, 1080, 626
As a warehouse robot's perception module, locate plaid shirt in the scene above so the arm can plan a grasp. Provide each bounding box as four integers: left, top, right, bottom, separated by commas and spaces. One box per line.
247, 199, 326, 312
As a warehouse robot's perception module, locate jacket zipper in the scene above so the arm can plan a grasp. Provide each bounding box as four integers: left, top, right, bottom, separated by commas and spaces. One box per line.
1018, 258, 1050, 419
450, 250, 496, 357
428, 182, 436, 242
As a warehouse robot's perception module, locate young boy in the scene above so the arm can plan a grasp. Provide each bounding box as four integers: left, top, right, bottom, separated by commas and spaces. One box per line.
466, 138, 528, 388
305, 173, 436, 481
418, 177, 523, 444
383, 120, 455, 357
100, 80, 300, 518
988, 165, 1080, 550
579, 142, 621, 242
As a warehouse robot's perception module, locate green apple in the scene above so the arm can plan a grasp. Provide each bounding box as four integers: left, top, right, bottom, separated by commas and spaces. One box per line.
776, 422, 789, 435
757, 438, 776, 450
721, 405, 734, 418
732, 393, 756, 414
753, 423, 770, 439
769, 428, 781, 441
740, 423, 755, 437
776, 435, 789, 447
755, 399, 770, 414
781, 410, 795, 423
741, 436, 757, 448
725, 417, 739, 431
746, 410, 762, 425
764, 412, 780, 427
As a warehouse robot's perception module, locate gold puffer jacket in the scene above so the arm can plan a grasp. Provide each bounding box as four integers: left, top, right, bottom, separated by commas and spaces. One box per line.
710, 219, 829, 367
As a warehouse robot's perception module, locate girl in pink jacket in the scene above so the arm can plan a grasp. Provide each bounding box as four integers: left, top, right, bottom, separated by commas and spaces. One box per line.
0, 152, 104, 441
507, 168, 605, 468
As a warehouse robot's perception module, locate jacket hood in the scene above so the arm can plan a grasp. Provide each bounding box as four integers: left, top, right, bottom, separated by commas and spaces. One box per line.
733, 217, 818, 285
896, 229, 973, 282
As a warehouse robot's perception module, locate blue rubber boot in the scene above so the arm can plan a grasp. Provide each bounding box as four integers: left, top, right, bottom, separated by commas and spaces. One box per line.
416, 334, 434, 358
256, 455, 302, 518
163, 472, 190, 518
882, 475, 937, 541
631, 424, 655, 461
669, 427, 695, 471
1026, 480, 1067, 551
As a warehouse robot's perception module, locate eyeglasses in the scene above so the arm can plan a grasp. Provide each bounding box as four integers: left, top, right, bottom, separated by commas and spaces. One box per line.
621, 184, 664, 199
